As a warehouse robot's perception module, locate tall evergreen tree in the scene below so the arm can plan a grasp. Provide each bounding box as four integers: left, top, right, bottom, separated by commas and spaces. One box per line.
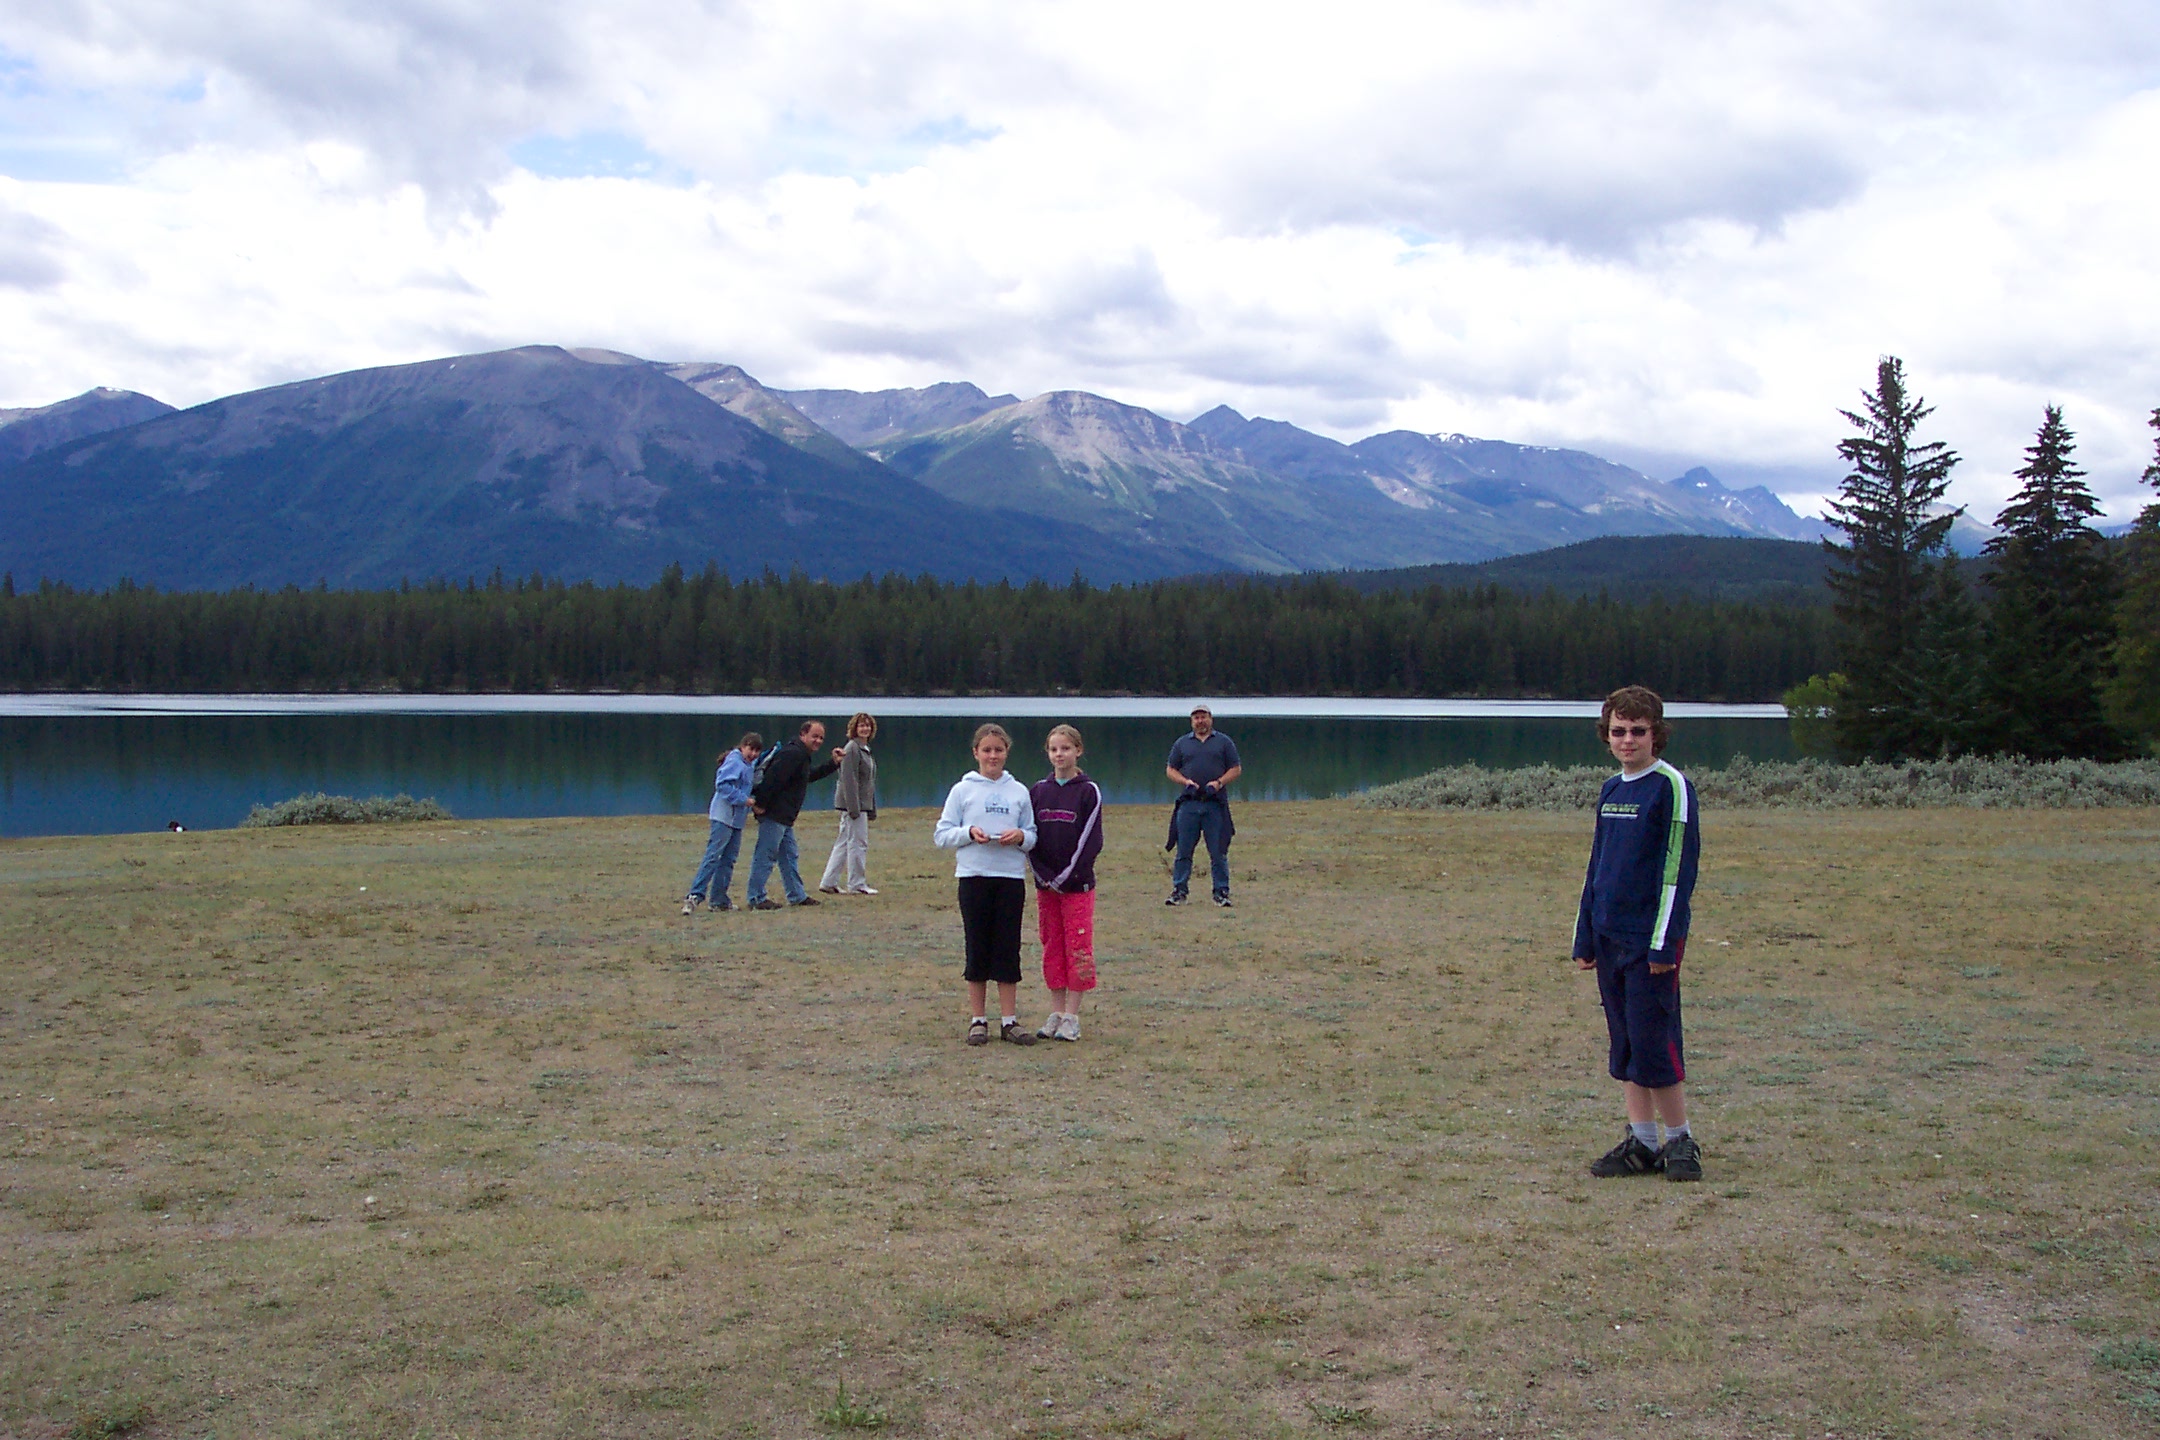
1983, 405, 2124, 759
2102, 406, 2160, 752
1824, 357, 1961, 759
1881, 561, 1988, 757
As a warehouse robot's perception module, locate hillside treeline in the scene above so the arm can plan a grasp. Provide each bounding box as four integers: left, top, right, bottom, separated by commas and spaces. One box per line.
0, 568, 1832, 700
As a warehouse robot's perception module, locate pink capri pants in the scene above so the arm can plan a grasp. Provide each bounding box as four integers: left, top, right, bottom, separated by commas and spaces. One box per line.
1037, 888, 1097, 993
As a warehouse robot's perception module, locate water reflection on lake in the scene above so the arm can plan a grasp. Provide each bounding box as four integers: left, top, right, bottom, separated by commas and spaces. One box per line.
0, 702, 1796, 837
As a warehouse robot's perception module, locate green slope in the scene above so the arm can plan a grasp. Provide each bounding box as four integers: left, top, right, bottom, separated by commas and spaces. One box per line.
1321, 534, 1834, 604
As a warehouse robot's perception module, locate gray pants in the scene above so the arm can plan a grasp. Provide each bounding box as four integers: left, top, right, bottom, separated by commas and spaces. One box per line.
819, 812, 870, 891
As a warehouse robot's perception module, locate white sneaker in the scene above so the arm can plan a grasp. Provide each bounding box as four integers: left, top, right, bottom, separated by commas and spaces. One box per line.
848, 885, 879, 895
1036, 1012, 1064, 1039
1055, 1014, 1081, 1042
680, 895, 701, 916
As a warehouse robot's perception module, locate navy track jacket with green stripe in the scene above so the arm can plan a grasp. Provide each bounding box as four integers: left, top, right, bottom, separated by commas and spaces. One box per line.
1573, 761, 1700, 963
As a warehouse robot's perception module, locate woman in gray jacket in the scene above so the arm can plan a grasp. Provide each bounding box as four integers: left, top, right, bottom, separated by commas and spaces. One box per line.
818, 712, 880, 895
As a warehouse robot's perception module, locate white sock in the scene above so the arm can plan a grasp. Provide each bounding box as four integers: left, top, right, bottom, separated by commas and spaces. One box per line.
1665, 1122, 1691, 1141
972, 1015, 986, 1025
1001, 1015, 1017, 1027
1629, 1120, 1660, 1147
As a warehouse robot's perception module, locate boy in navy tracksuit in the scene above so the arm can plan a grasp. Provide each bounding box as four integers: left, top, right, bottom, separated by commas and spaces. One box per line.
1573, 685, 1704, 1182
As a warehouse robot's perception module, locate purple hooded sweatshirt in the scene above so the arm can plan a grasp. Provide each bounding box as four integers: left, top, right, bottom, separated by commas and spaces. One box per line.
1028, 771, 1104, 893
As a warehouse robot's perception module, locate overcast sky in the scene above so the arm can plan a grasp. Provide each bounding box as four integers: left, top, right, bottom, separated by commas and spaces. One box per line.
3, 1, 2158, 519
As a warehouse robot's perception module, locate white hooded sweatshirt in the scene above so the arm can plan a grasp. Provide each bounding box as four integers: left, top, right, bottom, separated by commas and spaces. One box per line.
932, 770, 1038, 878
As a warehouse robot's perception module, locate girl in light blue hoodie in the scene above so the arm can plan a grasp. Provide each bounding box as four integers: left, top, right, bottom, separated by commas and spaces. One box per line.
683, 733, 762, 913
933, 723, 1038, 1045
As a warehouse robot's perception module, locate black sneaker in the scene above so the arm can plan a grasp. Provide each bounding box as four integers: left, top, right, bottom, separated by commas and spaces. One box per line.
791, 895, 821, 907
1659, 1133, 1703, 1183
1000, 1021, 1037, 1046
714, 898, 734, 912
1165, 888, 1189, 907
749, 898, 784, 911
1213, 890, 1231, 907
1588, 1132, 1662, 1178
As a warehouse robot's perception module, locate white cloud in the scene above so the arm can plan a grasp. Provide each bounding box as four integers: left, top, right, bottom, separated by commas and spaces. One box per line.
1, 0, 2159, 519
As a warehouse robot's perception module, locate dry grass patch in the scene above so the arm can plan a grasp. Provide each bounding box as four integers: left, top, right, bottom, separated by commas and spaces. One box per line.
1, 804, 2156, 1438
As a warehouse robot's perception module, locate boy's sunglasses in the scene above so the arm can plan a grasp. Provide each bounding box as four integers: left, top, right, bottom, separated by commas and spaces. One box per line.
1607, 724, 1654, 737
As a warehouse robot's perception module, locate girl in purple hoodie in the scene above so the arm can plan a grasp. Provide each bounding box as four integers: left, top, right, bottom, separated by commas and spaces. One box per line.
1029, 725, 1105, 1042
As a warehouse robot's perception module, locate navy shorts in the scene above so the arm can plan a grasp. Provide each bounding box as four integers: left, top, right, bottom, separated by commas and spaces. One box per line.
1593, 931, 1685, 1088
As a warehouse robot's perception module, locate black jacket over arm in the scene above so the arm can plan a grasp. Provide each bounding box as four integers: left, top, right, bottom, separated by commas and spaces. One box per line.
751, 739, 840, 827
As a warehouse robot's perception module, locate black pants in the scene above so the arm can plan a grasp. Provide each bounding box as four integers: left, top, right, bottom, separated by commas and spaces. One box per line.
957, 875, 1026, 984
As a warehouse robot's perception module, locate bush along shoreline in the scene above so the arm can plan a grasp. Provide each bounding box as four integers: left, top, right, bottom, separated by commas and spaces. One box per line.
239, 793, 452, 827
1358, 756, 2160, 811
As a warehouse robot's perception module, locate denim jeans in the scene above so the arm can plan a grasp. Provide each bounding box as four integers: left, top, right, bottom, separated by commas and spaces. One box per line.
746, 818, 806, 904
1171, 799, 1230, 894
687, 819, 743, 906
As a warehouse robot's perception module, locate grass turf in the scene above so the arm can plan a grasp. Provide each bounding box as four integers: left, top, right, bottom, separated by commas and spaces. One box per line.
3, 802, 2157, 1438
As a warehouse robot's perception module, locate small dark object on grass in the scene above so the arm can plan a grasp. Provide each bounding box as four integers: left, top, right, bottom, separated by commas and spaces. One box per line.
240, 792, 452, 828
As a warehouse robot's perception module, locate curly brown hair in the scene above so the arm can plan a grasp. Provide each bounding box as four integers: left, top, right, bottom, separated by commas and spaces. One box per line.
1597, 685, 1672, 757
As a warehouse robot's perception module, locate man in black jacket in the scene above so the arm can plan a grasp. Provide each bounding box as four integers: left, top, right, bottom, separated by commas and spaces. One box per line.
746, 720, 840, 909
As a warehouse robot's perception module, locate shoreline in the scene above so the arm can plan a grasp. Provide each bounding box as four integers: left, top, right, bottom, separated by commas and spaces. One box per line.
0, 692, 1789, 719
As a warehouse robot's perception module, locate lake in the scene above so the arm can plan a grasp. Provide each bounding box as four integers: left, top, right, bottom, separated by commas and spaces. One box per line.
0, 696, 1795, 837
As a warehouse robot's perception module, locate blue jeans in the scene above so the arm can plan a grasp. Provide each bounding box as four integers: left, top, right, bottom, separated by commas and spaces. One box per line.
1172, 799, 1230, 894
746, 819, 806, 904
688, 819, 743, 906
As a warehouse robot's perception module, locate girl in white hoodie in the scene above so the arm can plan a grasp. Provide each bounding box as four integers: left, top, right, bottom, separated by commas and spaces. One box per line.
933, 723, 1039, 1046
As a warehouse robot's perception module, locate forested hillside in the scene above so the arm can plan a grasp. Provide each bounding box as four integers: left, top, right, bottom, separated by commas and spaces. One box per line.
0, 568, 1831, 700
1318, 535, 1834, 604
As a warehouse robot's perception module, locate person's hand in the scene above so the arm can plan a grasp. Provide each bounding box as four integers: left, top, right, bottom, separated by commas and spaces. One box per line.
968, 825, 991, 844
1204, 780, 1220, 795
997, 828, 1025, 847
752, 803, 765, 816
868, 810, 877, 822
1649, 961, 1676, 975
1574, 955, 1595, 971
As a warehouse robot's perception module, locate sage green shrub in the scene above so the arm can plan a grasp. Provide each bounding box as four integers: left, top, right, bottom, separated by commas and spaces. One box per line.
1358, 756, 2160, 812
239, 792, 452, 827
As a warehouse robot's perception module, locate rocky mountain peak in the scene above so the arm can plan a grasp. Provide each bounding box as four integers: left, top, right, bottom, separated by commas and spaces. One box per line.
0, 386, 178, 468
663, 361, 865, 468
778, 380, 1019, 448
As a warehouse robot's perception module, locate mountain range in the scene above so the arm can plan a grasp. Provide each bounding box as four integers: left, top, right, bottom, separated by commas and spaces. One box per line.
0, 346, 1829, 590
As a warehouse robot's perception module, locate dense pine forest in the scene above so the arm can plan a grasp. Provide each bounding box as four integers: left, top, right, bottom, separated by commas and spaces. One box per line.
0, 567, 1830, 700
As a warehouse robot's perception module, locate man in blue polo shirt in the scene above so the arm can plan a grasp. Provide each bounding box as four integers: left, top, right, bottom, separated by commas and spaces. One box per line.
1164, 705, 1242, 908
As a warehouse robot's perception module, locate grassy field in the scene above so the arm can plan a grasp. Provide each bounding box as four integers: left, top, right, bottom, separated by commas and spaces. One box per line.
3, 801, 2157, 1439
